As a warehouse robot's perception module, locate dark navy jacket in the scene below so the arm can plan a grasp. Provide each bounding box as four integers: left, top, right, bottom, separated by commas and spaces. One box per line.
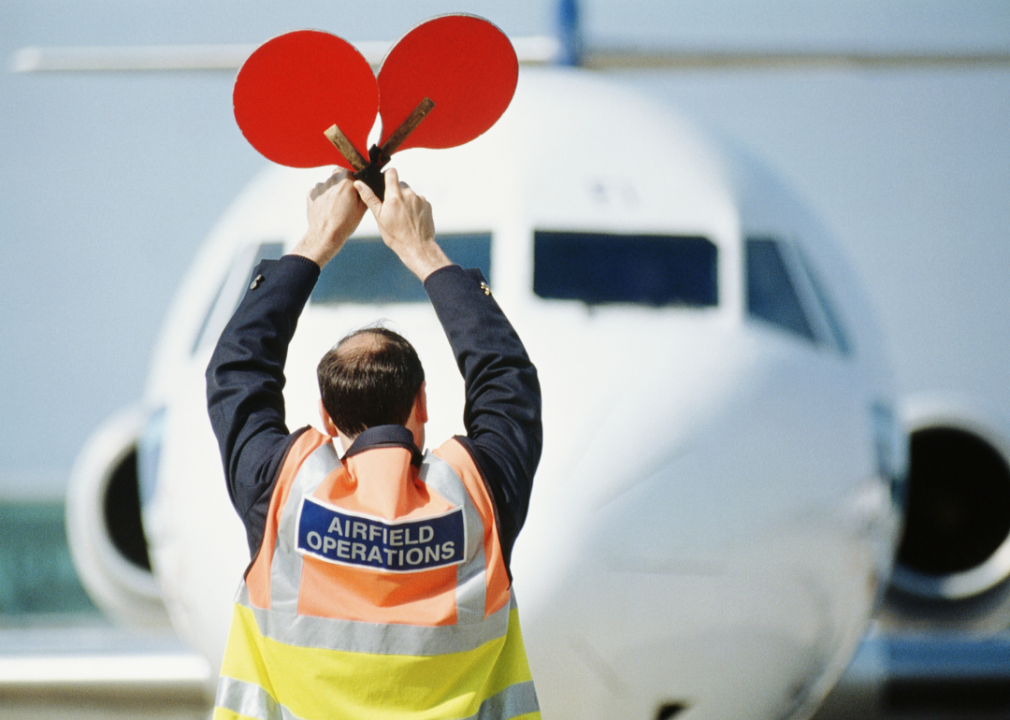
206, 254, 542, 571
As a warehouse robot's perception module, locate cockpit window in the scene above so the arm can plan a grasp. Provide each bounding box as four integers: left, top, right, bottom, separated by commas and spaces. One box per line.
745, 238, 816, 342
192, 241, 284, 354
312, 233, 492, 304
533, 231, 718, 307
795, 248, 853, 356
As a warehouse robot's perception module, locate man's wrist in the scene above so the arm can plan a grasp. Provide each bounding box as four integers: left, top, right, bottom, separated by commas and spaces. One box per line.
290, 232, 335, 269
401, 243, 452, 281
414, 255, 453, 282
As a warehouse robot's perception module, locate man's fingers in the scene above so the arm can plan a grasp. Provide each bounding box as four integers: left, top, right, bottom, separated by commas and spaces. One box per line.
353, 180, 382, 216
384, 168, 403, 199
309, 181, 332, 201
309, 169, 352, 201
309, 177, 333, 201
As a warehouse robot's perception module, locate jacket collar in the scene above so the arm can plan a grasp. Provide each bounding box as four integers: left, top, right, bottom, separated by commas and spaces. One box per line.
343, 425, 423, 467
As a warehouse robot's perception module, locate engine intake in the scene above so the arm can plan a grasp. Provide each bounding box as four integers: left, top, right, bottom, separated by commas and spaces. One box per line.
891, 424, 1010, 602
66, 405, 170, 629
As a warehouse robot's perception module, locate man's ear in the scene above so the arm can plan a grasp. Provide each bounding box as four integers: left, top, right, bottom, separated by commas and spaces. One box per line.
319, 399, 339, 437
414, 382, 428, 424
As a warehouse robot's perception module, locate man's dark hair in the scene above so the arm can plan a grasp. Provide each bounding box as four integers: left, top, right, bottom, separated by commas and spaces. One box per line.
317, 326, 425, 437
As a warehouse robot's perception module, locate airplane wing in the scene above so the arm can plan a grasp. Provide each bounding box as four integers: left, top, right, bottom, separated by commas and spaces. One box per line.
12, 42, 1010, 73
0, 625, 211, 713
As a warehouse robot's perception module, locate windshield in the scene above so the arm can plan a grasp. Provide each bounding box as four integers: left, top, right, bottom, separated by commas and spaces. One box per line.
312, 233, 492, 304
533, 231, 718, 307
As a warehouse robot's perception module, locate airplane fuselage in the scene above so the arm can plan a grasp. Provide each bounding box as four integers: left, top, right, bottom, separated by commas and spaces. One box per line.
69, 68, 904, 720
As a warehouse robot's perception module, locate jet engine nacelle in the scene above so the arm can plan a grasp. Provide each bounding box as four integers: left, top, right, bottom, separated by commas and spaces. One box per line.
881, 394, 1010, 632
66, 404, 171, 629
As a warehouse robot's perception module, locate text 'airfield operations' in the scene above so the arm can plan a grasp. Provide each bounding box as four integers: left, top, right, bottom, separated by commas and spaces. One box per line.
297, 497, 466, 572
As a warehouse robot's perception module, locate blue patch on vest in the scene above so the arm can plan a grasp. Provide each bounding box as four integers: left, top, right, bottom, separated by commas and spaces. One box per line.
296, 497, 466, 572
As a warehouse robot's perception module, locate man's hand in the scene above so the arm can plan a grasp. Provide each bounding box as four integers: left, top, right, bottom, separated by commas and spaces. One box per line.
355, 168, 452, 282
290, 169, 367, 268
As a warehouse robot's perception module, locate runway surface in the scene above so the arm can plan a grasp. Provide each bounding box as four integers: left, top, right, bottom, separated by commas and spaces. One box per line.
813, 633, 1010, 720
0, 624, 210, 720
1, 626, 1009, 720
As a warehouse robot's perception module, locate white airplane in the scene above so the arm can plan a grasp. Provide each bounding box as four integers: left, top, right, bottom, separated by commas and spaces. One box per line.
64, 64, 912, 720
1, 0, 1003, 714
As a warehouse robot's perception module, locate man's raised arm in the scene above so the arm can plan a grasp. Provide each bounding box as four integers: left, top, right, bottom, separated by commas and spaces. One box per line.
291, 170, 368, 268
357, 170, 543, 568
206, 170, 365, 554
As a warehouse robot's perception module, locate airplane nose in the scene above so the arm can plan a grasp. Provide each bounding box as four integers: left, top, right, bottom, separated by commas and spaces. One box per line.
514, 317, 899, 719
512, 320, 758, 610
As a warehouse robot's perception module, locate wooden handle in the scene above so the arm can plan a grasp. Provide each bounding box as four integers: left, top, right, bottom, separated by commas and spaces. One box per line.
380, 97, 435, 157
324, 124, 367, 171
323, 97, 435, 202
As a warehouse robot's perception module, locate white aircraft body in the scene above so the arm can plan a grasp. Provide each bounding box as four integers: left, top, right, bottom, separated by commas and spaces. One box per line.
68, 67, 909, 720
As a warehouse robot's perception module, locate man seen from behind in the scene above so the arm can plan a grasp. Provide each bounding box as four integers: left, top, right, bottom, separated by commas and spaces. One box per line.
206, 168, 543, 720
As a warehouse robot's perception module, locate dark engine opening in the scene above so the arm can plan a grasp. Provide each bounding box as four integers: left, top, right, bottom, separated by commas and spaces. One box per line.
897, 427, 1010, 577
102, 447, 152, 571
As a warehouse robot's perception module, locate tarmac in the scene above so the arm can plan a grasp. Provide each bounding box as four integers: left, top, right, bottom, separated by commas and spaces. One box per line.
2, 625, 1009, 720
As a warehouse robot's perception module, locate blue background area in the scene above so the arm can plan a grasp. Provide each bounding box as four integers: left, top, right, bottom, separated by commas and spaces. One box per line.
0, 0, 1009, 500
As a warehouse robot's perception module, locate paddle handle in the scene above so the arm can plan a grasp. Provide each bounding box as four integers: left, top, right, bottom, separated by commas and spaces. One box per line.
323, 98, 435, 201
324, 124, 367, 172
356, 146, 388, 201
324, 124, 384, 199
380, 97, 435, 157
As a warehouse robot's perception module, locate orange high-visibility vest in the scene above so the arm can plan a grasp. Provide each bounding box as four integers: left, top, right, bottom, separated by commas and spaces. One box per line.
213, 427, 541, 720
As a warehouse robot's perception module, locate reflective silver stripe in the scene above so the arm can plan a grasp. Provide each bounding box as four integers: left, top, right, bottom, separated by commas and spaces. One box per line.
421, 453, 487, 622
465, 680, 540, 720
217, 671, 537, 720
235, 584, 512, 656
270, 443, 338, 611
215, 675, 305, 720
296, 441, 340, 492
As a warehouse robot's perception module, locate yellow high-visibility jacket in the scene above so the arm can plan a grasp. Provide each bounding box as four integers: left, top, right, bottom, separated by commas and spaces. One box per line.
214, 426, 541, 720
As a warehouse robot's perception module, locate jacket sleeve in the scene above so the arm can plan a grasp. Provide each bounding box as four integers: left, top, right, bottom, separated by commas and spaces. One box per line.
423, 265, 542, 567
206, 254, 320, 556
